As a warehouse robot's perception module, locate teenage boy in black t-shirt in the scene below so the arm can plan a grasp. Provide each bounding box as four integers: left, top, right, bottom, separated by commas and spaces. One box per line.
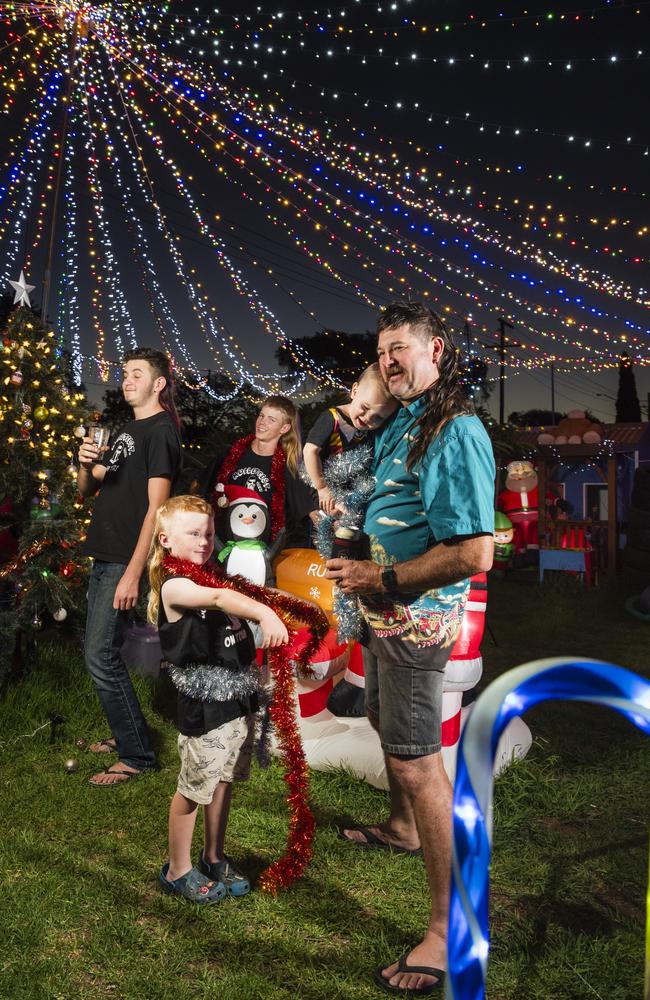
77, 348, 182, 786
209, 396, 318, 550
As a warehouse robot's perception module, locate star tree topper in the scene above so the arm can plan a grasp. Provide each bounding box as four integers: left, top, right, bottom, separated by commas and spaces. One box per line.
9, 270, 35, 307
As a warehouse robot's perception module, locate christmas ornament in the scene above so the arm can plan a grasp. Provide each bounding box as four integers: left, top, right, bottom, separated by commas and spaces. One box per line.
75, 738, 87, 749
33, 405, 49, 422
59, 561, 76, 578
64, 758, 78, 774
53, 608, 68, 622
38, 484, 49, 496
73, 425, 85, 438
31, 612, 42, 629
8, 270, 35, 307
10, 371, 23, 386
22, 419, 33, 431
21, 404, 31, 414
164, 555, 328, 891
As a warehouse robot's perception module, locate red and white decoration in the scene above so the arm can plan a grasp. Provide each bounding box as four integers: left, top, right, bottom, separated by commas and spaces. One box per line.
274, 551, 532, 787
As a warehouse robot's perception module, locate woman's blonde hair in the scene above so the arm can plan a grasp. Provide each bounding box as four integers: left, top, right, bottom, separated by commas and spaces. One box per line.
147, 494, 214, 625
261, 395, 301, 476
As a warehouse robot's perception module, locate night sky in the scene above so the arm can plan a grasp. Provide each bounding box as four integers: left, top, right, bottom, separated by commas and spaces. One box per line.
1, 1, 648, 421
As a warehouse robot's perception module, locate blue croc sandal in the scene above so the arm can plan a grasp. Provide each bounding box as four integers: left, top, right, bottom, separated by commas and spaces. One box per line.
159, 863, 226, 904
197, 850, 251, 897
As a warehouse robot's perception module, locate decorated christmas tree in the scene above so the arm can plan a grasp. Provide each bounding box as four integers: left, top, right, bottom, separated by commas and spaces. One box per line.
0, 284, 91, 682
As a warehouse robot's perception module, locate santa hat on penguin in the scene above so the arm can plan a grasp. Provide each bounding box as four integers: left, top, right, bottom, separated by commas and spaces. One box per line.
214, 483, 271, 544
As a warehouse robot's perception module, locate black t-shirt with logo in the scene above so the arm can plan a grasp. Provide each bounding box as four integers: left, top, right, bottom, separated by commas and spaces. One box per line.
83, 411, 182, 564
227, 446, 317, 547
159, 576, 259, 736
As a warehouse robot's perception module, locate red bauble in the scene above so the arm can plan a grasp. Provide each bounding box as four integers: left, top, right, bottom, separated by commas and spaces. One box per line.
59, 561, 76, 579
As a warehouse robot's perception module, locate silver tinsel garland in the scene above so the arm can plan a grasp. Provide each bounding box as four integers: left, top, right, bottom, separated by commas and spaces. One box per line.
168, 661, 260, 702
312, 443, 375, 641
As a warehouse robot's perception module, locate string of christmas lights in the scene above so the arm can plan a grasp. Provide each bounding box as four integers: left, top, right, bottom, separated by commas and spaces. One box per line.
0, 1, 645, 407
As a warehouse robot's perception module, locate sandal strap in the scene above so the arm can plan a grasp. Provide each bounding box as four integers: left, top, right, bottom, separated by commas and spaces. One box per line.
397, 951, 446, 981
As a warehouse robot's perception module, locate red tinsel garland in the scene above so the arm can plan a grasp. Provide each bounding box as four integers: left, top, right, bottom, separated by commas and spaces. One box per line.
0, 539, 49, 580
213, 435, 286, 541
163, 555, 328, 892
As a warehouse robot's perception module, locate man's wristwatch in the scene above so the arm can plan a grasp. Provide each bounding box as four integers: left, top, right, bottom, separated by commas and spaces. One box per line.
381, 565, 398, 592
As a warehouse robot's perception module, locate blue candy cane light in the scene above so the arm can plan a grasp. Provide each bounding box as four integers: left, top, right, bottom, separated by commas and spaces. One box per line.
446, 658, 650, 1000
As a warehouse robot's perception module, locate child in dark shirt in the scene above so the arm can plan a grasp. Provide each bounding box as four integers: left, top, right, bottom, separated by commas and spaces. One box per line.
148, 495, 288, 903
303, 363, 397, 514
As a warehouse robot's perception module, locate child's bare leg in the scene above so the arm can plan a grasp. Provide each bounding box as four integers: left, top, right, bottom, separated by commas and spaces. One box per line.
166, 791, 199, 881
203, 781, 232, 862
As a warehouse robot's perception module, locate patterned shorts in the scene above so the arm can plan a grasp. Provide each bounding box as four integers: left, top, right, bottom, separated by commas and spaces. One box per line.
177, 714, 256, 805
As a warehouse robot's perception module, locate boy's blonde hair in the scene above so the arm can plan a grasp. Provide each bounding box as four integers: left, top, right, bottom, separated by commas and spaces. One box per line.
354, 362, 393, 401
147, 494, 214, 624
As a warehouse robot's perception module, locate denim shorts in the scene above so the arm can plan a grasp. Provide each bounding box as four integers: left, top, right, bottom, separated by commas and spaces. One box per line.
363, 629, 452, 757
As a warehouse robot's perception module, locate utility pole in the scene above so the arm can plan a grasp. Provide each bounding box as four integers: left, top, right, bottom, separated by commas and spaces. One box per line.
550, 360, 556, 425
497, 316, 513, 425
41, 16, 81, 323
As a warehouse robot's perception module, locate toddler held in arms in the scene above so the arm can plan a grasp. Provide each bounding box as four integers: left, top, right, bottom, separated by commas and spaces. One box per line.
303, 363, 397, 515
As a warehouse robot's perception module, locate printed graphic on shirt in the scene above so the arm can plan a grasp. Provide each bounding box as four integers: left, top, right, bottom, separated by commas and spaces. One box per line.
231, 465, 271, 497
105, 432, 136, 473
360, 535, 467, 648
224, 615, 249, 650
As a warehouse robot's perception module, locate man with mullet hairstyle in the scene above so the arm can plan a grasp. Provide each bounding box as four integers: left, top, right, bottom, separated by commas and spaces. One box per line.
78, 347, 182, 787
326, 302, 495, 996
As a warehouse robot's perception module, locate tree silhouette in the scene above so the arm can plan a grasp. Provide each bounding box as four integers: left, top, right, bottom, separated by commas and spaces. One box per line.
615, 353, 641, 423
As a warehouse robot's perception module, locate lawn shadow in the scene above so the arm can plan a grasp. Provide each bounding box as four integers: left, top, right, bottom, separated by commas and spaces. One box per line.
509, 834, 646, 997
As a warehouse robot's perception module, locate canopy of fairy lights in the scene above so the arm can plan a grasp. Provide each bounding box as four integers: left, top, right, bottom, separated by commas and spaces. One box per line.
0, 1, 647, 406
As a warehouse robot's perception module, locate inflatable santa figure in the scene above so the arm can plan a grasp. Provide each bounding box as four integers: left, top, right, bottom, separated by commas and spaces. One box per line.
273, 549, 532, 785
498, 460, 550, 557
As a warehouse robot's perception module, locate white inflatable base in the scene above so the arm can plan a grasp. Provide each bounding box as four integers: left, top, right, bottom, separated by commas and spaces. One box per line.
492, 714, 533, 776
272, 707, 533, 790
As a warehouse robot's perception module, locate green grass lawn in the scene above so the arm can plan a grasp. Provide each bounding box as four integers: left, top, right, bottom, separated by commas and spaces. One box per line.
0, 573, 648, 1000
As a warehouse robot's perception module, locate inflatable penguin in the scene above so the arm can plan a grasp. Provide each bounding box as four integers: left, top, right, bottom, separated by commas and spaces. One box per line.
215, 484, 285, 587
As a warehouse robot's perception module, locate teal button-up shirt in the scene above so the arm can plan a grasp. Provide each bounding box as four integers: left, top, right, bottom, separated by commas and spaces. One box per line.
361, 398, 495, 649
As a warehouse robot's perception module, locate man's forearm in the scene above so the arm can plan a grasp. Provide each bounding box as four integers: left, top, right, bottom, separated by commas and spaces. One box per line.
391, 536, 494, 593
326, 535, 494, 596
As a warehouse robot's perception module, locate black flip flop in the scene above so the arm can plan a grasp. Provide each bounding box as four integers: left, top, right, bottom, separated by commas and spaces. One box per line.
338, 825, 422, 857
372, 948, 445, 996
